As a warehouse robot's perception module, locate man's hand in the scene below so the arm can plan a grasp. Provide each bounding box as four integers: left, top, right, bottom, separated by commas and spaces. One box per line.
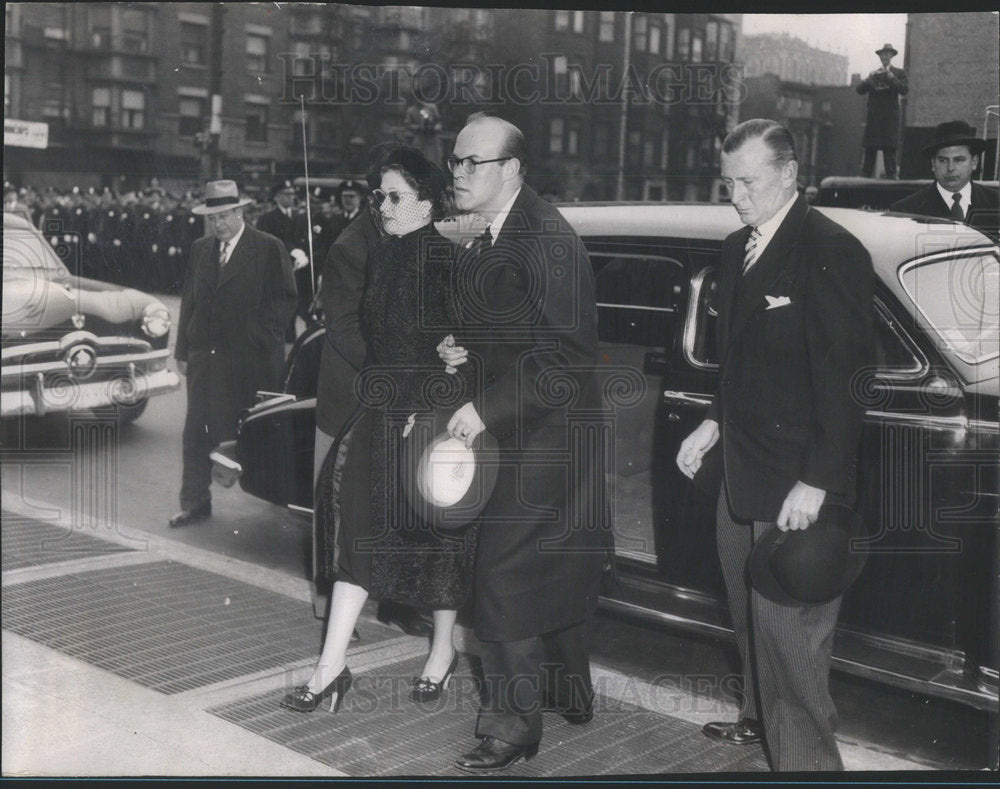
777, 481, 826, 532
436, 334, 468, 374
675, 419, 719, 480
176, 360, 187, 376
447, 401, 485, 448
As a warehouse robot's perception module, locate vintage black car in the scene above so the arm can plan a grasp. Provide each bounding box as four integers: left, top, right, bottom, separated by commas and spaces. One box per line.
212, 203, 999, 713
2, 211, 179, 422
815, 176, 1000, 211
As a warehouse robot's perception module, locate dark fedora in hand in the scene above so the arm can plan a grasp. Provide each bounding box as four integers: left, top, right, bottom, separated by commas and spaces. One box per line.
921, 120, 987, 158
400, 420, 498, 530
750, 503, 868, 607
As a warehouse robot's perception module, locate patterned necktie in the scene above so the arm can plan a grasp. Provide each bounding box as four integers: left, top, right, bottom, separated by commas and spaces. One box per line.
950, 193, 965, 222
219, 240, 230, 266
742, 227, 761, 274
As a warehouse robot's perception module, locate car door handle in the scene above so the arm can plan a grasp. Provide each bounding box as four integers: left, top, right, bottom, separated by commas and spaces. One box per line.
663, 390, 713, 406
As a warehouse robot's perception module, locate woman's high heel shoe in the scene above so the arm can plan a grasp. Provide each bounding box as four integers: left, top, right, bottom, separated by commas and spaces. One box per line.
410, 652, 459, 703
281, 665, 352, 713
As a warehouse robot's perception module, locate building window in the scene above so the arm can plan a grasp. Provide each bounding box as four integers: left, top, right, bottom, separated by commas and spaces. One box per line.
549, 118, 564, 154
247, 33, 269, 73
182, 23, 207, 66
719, 23, 733, 62
661, 131, 669, 169
91, 87, 111, 127
43, 4, 67, 40
88, 6, 111, 48
291, 41, 314, 77
572, 10, 585, 34
692, 35, 703, 63
567, 121, 580, 156
677, 28, 690, 61
593, 123, 610, 159
634, 15, 647, 52
643, 138, 656, 167
705, 21, 718, 61
246, 103, 268, 142
649, 23, 661, 55
628, 130, 641, 167
179, 95, 206, 137
4, 74, 10, 114
663, 20, 673, 60
42, 61, 66, 121
554, 10, 569, 31
122, 8, 150, 54
599, 12, 614, 42
291, 12, 323, 36
121, 89, 145, 129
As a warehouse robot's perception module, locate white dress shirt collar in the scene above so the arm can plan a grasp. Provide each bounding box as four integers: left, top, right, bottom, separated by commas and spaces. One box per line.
220, 222, 246, 262
936, 181, 972, 215
752, 191, 799, 258
484, 187, 522, 245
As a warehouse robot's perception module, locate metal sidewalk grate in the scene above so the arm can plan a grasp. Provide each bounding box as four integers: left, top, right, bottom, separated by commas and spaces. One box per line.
0, 560, 394, 694
208, 654, 768, 776
1, 512, 134, 571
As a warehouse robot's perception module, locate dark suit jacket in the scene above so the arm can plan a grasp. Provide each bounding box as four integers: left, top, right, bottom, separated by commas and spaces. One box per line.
705, 197, 875, 522
459, 184, 610, 641
314, 209, 381, 436
176, 224, 297, 440
890, 181, 999, 242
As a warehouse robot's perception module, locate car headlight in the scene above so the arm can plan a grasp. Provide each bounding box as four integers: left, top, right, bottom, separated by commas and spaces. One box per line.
141, 303, 171, 338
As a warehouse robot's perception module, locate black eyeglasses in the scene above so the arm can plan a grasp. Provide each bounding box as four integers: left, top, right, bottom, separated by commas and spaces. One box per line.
446, 156, 512, 175
371, 189, 418, 206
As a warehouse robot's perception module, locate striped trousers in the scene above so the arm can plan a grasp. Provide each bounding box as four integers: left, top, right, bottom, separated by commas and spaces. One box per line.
716, 490, 844, 771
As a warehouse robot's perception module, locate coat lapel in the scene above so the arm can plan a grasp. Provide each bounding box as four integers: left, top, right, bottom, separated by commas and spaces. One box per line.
727, 197, 809, 347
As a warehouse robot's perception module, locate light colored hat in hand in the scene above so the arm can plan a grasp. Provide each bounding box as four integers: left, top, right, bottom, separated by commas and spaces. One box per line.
191, 180, 254, 215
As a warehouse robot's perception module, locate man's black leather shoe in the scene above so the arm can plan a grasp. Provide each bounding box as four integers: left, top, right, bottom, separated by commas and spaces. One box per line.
455, 736, 539, 773
376, 601, 432, 637
168, 502, 211, 528
701, 718, 763, 745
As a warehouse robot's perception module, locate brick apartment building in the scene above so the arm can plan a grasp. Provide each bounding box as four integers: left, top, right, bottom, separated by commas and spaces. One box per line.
4, 3, 742, 201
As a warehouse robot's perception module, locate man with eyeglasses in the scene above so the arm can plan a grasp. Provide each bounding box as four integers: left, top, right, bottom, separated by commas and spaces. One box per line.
439, 113, 612, 773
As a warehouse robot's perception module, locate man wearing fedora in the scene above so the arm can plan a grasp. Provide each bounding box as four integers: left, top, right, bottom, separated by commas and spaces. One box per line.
890, 120, 999, 242
676, 120, 874, 770
170, 180, 298, 527
257, 180, 310, 339
856, 43, 908, 179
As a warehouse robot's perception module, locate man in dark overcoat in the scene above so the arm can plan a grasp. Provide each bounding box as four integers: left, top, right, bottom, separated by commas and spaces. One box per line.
441, 114, 611, 772
856, 43, 907, 178
890, 120, 999, 242
677, 120, 874, 770
257, 180, 310, 338
170, 180, 297, 527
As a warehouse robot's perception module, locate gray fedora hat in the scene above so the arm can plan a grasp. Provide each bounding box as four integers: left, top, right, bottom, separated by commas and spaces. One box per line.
191, 180, 254, 215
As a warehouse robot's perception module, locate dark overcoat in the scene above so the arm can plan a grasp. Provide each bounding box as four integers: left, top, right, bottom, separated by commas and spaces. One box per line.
175, 223, 297, 442
891, 181, 1000, 242
457, 185, 611, 642
703, 197, 875, 520
856, 66, 907, 148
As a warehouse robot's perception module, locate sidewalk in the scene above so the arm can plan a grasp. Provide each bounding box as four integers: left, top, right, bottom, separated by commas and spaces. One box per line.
1, 501, 929, 777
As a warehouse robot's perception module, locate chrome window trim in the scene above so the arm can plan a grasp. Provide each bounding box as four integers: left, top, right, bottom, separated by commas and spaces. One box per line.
596, 302, 676, 314
872, 297, 928, 381
897, 247, 1000, 366
683, 265, 719, 371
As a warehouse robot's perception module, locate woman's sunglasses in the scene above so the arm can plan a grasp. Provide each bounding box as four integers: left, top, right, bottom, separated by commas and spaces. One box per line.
372, 189, 419, 206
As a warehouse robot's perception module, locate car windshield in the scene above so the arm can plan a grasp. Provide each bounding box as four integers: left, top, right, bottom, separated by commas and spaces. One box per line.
3, 222, 71, 278
900, 251, 1000, 365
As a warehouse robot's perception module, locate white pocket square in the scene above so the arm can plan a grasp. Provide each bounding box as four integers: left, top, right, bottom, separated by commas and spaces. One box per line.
765, 295, 792, 310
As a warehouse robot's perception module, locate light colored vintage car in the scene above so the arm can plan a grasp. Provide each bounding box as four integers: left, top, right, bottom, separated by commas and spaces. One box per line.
214, 202, 999, 712
2, 211, 179, 422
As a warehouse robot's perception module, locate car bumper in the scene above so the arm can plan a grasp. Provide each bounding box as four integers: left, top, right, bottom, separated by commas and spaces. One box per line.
1, 367, 180, 417
210, 440, 242, 487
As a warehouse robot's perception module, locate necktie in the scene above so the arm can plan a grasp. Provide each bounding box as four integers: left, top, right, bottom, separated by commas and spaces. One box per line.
467, 226, 493, 257
742, 227, 761, 274
219, 240, 230, 266
950, 193, 965, 222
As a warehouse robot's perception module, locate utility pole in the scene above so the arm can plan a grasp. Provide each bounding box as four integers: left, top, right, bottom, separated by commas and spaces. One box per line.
616, 12, 633, 201
207, 3, 225, 180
